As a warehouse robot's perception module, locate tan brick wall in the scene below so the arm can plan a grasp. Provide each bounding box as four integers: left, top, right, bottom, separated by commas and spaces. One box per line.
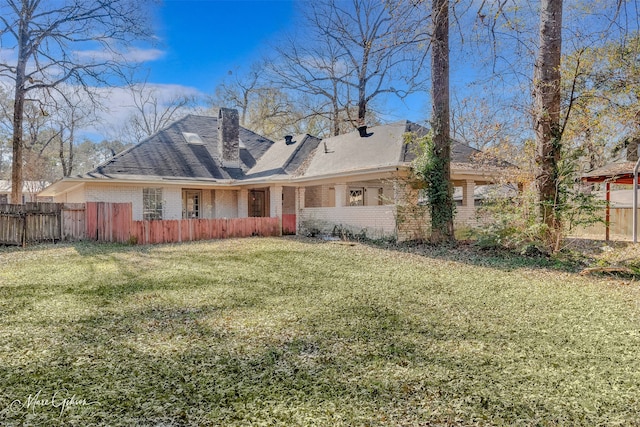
283, 186, 296, 214
55, 186, 86, 204
304, 186, 324, 207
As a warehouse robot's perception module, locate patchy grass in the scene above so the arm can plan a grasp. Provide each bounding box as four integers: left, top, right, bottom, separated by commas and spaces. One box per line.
1, 237, 640, 426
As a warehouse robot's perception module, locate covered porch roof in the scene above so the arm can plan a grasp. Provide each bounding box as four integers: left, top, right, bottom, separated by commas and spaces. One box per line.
582, 160, 640, 242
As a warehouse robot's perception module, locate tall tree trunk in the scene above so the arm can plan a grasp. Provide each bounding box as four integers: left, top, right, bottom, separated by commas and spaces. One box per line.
534, 0, 563, 249
358, 57, 368, 127
332, 96, 340, 136
430, 0, 455, 243
10, 9, 29, 205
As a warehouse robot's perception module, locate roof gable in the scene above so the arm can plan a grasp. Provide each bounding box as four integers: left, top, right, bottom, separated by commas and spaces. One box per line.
300, 121, 488, 178
247, 134, 321, 178
90, 114, 273, 180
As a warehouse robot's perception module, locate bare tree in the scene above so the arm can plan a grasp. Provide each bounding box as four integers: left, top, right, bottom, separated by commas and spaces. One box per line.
0, 0, 154, 203
270, 0, 430, 136
121, 79, 199, 144
55, 98, 92, 177
211, 64, 324, 139
211, 65, 264, 127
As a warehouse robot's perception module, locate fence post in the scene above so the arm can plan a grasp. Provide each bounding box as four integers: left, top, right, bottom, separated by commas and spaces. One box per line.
20, 211, 26, 247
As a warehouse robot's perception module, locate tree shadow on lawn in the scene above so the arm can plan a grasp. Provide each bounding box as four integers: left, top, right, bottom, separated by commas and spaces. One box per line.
353, 238, 592, 274
3, 294, 638, 426
0, 301, 508, 425
0, 302, 439, 426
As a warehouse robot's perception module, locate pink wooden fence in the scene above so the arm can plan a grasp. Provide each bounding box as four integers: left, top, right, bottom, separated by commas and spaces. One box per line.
86, 202, 133, 243
282, 214, 296, 235
2, 202, 282, 245
132, 217, 281, 244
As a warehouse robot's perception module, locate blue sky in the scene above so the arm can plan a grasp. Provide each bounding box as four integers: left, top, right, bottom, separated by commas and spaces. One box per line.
136, 0, 429, 125
149, 0, 298, 95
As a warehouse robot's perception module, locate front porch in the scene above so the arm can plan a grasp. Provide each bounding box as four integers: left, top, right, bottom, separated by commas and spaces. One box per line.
293, 178, 485, 241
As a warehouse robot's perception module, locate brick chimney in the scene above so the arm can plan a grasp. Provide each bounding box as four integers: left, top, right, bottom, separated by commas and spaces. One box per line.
217, 107, 240, 168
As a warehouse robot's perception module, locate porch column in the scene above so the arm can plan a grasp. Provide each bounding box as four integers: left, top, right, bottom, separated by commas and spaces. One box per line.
335, 183, 347, 207
462, 180, 475, 207
297, 187, 306, 210
295, 187, 305, 234
269, 185, 283, 218
606, 182, 610, 242
238, 189, 248, 218
270, 185, 283, 236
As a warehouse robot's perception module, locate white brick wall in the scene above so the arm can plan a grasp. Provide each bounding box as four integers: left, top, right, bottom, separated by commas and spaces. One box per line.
163, 188, 183, 220
215, 189, 238, 218
55, 186, 86, 204
299, 206, 397, 239
84, 184, 146, 220
300, 203, 478, 241
82, 184, 240, 221
201, 189, 214, 218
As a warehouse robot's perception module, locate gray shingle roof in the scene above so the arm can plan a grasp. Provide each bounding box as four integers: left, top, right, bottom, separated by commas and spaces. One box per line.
81, 116, 504, 183
88, 114, 273, 180
301, 121, 490, 178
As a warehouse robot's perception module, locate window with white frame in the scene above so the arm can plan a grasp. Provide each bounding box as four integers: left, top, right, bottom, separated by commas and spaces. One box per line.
143, 188, 163, 220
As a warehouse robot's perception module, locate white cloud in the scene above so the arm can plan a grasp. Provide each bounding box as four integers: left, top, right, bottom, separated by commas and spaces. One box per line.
0, 48, 17, 66
73, 47, 166, 63
83, 83, 204, 140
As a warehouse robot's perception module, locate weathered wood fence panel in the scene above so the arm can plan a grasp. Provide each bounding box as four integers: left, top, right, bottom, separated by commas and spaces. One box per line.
24, 203, 60, 243
133, 217, 280, 245
0, 205, 25, 245
0, 203, 85, 245
85, 202, 132, 243
62, 204, 86, 240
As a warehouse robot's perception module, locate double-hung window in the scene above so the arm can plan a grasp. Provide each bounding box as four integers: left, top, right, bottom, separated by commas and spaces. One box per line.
143, 188, 163, 220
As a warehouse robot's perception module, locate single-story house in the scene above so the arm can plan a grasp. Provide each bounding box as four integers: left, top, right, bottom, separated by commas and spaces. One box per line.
1, 180, 51, 204
40, 108, 511, 240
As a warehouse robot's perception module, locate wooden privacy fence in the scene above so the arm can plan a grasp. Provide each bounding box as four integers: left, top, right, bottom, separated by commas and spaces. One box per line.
1, 202, 282, 245
85, 202, 281, 244
0, 203, 85, 245
575, 207, 640, 240
86, 202, 133, 243
133, 217, 280, 245
282, 214, 296, 235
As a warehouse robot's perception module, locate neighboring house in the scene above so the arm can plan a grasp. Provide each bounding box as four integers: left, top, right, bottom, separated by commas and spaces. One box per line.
0, 180, 51, 204
40, 108, 511, 240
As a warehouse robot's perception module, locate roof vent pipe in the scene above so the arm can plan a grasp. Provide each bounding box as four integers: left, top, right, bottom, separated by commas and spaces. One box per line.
358, 125, 368, 137
284, 135, 293, 145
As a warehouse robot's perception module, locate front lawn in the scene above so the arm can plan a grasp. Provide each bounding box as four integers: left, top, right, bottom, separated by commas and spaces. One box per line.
0, 238, 639, 426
